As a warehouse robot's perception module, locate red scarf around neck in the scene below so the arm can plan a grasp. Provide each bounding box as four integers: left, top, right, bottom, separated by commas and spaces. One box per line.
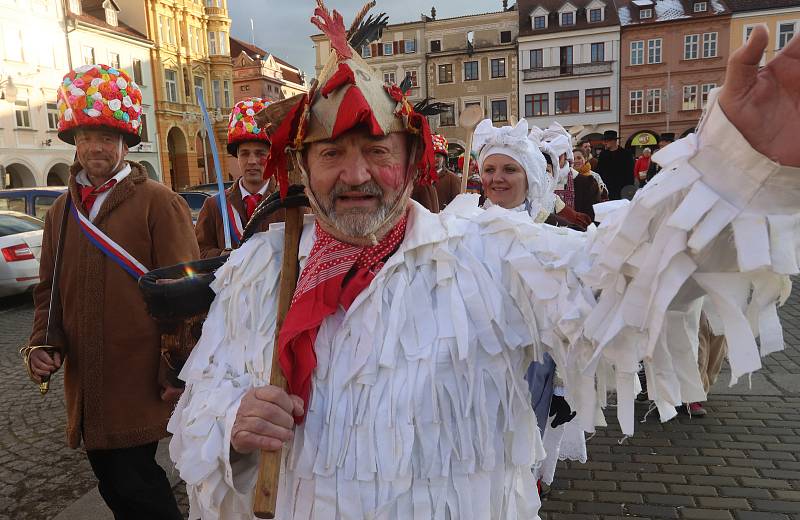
278, 213, 409, 423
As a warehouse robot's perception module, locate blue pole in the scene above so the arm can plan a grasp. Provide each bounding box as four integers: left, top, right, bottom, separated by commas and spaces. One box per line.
197, 90, 232, 250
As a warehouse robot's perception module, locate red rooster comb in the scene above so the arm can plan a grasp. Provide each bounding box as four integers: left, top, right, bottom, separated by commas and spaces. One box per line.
311, 0, 352, 60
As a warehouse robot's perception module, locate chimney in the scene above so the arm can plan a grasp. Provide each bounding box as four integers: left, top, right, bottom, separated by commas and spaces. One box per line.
431, 6, 436, 19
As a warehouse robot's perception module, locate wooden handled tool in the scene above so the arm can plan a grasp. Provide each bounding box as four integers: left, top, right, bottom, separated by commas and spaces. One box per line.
458, 104, 485, 193
252, 205, 304, 519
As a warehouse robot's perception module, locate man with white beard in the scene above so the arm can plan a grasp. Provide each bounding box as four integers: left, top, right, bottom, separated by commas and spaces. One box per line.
169, 4, 800, 518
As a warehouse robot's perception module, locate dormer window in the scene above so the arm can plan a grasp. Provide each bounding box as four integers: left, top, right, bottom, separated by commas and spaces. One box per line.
561, 12, 574, 26
589, 8, 603, 22
694, 1, 708, 12
103, 0, 119, 26
640, 8, 653, 19
534, 15, 546, 29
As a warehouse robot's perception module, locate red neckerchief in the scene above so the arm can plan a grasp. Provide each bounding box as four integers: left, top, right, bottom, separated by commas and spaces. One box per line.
80, 179, 117, 212
278, 213, 409, 423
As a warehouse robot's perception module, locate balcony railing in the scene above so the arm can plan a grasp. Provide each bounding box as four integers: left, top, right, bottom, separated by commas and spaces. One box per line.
523, 61, 613, 81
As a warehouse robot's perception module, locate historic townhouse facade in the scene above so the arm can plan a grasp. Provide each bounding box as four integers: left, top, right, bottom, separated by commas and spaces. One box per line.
0, 0, 73, 187
425, 8, 519, 155
145, 0, 233, 191
517, 0, 621, 145
618, 0, 731, 154
727, 0, 800, 64
230, 37, 308, 104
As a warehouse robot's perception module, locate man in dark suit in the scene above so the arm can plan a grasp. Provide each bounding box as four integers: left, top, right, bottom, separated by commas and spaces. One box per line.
595, 130, 634, 200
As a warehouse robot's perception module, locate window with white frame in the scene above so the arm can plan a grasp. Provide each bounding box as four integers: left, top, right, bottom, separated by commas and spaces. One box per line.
383, 71, 396, 84
81, 45, 95, 65
133, 59, 144, 85
464, 61, 479, 81
640, 8, 652, 19
630, 90, 643, 114
647, 88, 661, 113
648, 38, 662, 63
404, 39, 416, 53
438, 63, 453, 83
682, 85, 698, 110
193, 76, 205, 103
561, 11, 574, 26
491, 100, 508, 122
14, 98, 31, 128
109, 52, 120, 70
167, 17, 175, 45
591, 42, 605, 62
630, 40, 644, 65
361, 45, 371, 57
589, 8, 603, 22
47, 102, 59, 130
165, 69, 178, 102
212, 79, 221, 108
219, 32, 227, 55
530, 48, 544, 69
439, 104, 455, 126
490, 58, 506, 78
105, 6, 118, 26
383, 42, 393, 56
694, 1, 707, 12
208, 31, 217, 54
701, 83, 716, 108
223, 80, 230, 108
779, 22, 796, 50
684, 34, 699, 59
404, 69, 418, 87
533, 15, 546, 29
702, 32, 717, 58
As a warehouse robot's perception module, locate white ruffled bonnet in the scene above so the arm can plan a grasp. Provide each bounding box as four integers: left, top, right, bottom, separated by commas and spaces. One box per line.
473, 118, 554, 215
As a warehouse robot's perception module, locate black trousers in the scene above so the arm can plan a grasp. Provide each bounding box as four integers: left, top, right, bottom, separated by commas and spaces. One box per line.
86, 441, 183, 520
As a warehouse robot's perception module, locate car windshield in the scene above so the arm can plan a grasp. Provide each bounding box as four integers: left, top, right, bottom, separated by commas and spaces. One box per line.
0, 214, 44, 237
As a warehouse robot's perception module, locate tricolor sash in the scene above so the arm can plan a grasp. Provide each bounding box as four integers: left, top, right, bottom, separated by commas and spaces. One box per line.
69, 200, 148, 279
226, 201, 244, 247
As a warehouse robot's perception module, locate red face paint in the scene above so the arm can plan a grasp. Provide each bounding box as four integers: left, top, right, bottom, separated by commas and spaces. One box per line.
374, 164, 405, 192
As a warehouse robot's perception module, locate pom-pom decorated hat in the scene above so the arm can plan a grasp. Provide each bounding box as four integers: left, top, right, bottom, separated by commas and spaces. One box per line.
56, 64, 143, 146
258, 0, 440, 198
432, 134, 448, 156
226, 97, 272, 156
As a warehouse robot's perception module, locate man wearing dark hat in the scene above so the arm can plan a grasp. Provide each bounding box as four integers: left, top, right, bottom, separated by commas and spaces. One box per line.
647, 132, 675, 181
596, 130, 634, 200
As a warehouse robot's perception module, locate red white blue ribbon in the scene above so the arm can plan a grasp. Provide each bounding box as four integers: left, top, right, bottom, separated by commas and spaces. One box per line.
69, 200, 148, 279
226, 202, 243, 247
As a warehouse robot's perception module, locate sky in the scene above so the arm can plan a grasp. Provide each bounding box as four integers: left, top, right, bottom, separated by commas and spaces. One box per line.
228, 0, 507, 80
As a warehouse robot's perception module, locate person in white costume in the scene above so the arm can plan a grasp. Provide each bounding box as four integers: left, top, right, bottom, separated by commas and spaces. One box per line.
169, 6, 800, 518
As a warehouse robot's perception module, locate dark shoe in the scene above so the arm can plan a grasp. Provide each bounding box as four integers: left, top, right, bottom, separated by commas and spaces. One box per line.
687, 402, 707, 417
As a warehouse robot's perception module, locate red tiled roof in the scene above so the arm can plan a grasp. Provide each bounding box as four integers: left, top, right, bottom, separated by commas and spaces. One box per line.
74, 11, 150, 42
724, 0, 800, 11
230, 36, 305, 86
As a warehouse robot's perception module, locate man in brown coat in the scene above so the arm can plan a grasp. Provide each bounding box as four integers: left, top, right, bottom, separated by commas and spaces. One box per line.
432, 133, 461, 210
195, 97, 285, 258
24, 65, 198, 520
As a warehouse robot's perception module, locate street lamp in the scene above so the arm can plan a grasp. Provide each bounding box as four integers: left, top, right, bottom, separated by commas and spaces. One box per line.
0, 76, 17, 103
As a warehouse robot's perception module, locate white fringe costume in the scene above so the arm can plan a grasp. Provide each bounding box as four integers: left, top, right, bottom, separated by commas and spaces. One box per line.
169, 94, 799, 519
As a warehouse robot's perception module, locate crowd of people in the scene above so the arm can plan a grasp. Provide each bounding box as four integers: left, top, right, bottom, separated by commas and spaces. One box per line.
17, 2, 800, 519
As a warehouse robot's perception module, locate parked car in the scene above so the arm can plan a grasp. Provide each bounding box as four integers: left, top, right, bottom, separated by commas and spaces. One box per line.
178, 191, 210, 225
186, 181, 234, 196
0, 210, 44, 297
0, 187, 68, 220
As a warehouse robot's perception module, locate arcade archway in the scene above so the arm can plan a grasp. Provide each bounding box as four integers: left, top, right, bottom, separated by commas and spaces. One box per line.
46, 163, 70, 186
167, 126, 190, 191
4, 162, 36, 188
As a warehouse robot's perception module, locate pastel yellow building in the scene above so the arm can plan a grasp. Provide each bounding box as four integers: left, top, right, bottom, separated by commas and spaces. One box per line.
144, 0, 233, 191
728, 0, 800, 64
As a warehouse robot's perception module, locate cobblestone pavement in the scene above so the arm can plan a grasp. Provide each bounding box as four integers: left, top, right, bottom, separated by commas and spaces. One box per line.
0, 294, 96, 520
541, 283, 800, 520
3, 281, 800, 519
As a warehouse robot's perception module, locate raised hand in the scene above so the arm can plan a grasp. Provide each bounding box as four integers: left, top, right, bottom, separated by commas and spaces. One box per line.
719, 25, 800, 167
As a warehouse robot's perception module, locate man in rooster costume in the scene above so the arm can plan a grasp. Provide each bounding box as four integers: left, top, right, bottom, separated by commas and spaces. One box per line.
169, 2, 800, 518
